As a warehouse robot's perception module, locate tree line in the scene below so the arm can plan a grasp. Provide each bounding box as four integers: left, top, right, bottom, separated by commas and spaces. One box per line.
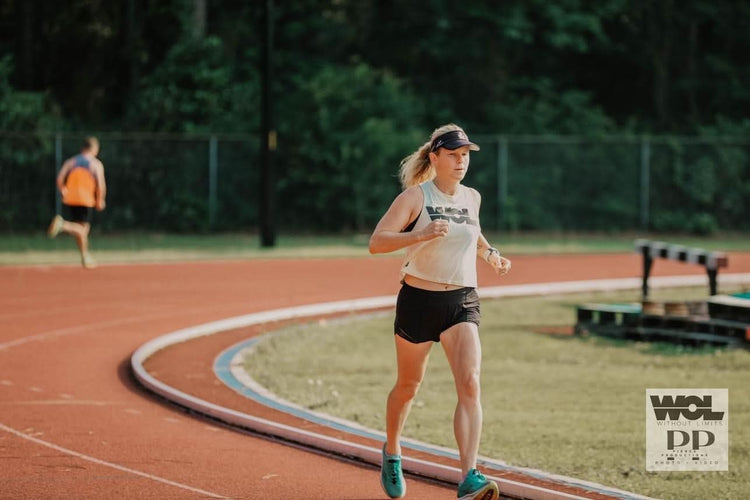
1, 1, 749, 234
3, 0, 750, 135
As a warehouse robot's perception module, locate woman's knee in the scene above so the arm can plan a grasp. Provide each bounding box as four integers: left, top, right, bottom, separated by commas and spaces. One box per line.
455, 371, 481, 401
392, 378, 422, 400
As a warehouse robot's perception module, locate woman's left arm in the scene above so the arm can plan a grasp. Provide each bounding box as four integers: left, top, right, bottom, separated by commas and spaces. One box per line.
472, 187, 511, 275
477, 233, 511, 276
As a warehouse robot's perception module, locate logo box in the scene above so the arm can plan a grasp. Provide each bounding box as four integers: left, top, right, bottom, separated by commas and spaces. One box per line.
646, 388, 728, 471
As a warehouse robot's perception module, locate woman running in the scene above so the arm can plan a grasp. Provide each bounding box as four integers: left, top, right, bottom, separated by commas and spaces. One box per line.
369, 124, 511, 500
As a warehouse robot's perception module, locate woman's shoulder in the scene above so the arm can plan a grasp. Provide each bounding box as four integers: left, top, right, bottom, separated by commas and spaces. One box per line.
462, 185, 481, 206
393, 184, 425, 209
401, 184, 426, 198
459, 184, 480, 197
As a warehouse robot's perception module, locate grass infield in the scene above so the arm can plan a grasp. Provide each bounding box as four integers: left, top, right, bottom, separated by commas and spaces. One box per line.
243, 286, 750, 500
2, 231, 750, 265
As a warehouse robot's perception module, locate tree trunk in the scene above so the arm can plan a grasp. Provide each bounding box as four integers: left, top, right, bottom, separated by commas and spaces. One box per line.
21, 0, 34, 88
193, 0, 207, 39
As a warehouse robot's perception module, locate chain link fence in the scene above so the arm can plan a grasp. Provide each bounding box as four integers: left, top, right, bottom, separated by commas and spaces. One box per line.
469, 135, 750, 233
2, 132, 748, 234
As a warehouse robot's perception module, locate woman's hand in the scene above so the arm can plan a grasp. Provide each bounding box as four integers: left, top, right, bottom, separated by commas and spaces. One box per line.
420, 219, 450, 241
488, 253, 511, 275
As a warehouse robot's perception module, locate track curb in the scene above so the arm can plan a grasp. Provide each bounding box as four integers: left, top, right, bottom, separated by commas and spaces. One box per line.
131, 273, 750, 500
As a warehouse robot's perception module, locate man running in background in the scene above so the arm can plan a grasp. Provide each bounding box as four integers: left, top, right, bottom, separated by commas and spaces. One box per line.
48, 136, 107, 269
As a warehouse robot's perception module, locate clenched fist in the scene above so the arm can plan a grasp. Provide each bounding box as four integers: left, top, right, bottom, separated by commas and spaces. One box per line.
420, 219, 450, 241
488, 253, 511, 276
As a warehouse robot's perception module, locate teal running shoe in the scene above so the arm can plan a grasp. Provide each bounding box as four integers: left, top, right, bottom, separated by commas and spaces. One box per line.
380, 445, 406, 499
457, 468, 498, 500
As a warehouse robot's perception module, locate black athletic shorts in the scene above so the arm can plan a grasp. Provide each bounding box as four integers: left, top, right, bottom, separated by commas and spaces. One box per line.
63, 204, 93, 224
394, 282, 481, 344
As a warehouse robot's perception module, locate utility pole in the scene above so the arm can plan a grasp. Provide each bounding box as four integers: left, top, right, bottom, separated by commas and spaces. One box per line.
259, 0, 276, 247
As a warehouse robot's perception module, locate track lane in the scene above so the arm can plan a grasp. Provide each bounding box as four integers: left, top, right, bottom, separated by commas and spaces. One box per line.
1, 258, 453, 499
2, 253, 749, 498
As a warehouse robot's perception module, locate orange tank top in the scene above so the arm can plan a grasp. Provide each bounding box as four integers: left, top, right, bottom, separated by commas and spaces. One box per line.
62, 155, 97, 207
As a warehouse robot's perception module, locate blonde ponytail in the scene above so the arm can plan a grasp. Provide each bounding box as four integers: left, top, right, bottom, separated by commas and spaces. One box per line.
398, 123, 464, 189
398, 141, 433, 189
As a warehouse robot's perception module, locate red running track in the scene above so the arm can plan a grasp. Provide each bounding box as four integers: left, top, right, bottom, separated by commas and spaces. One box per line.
2, 252, 749, 499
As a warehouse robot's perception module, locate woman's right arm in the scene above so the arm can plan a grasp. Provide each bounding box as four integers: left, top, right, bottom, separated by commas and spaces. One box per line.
369, 187, 448, 254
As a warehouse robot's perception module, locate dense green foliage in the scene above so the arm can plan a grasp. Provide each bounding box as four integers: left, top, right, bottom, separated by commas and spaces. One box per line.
1, 1, 749, 233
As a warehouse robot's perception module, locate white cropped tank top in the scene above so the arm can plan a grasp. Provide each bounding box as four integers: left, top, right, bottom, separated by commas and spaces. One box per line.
400, 181, 481, 287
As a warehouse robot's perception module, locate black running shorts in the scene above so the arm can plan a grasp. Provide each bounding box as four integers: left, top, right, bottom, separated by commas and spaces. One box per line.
63, 204, 93, 224
394, 283, 481, 344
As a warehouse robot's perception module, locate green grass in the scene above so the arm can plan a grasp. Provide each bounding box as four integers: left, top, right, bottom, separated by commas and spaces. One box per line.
493, 231, 750, 255
243, 286, 750, 500
0, 232, 374, 265
2, 230, 750, 265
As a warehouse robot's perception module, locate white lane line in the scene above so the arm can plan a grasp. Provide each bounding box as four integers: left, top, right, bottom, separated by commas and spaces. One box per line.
0, 300, 266, 352
0, 422, 228, 499
0, 400, 118, 406
0, 316, 161, 351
